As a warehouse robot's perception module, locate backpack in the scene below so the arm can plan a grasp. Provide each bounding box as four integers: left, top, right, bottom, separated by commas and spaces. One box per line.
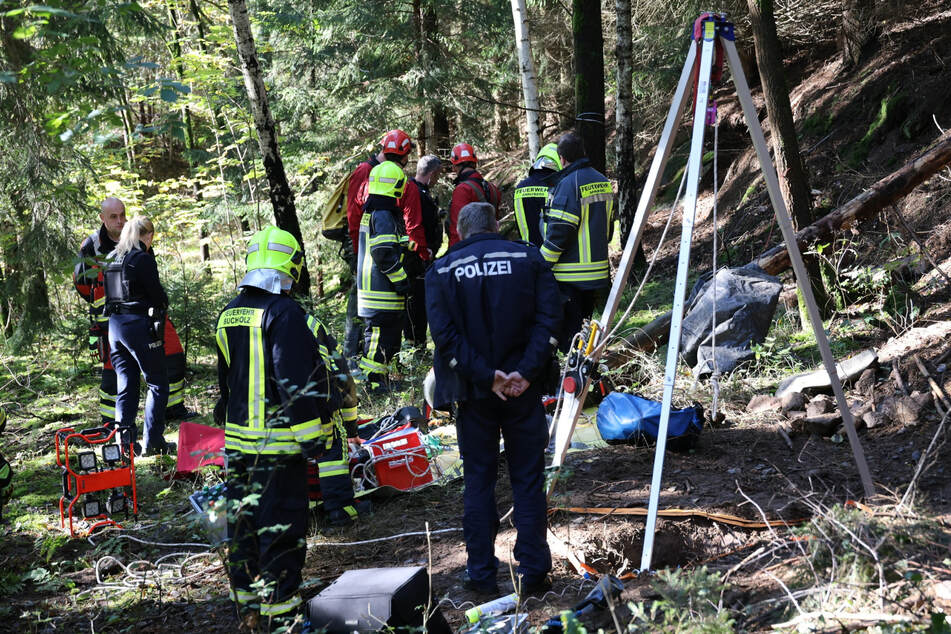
321, 172, 352, 242
461, 176, 502, 216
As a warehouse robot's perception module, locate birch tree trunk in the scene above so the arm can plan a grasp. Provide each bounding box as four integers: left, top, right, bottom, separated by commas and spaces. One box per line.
510, 0, 540, 158
228, 0, 310, 295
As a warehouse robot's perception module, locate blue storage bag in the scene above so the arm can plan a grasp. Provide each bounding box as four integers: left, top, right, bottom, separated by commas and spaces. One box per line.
596, 392, 703, 449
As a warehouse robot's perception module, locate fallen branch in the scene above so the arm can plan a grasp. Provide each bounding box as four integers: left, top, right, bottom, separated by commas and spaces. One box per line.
770, 610, 916, 630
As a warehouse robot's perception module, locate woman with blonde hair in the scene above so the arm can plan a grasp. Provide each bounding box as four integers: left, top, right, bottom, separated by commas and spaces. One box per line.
104, 216, 175, 457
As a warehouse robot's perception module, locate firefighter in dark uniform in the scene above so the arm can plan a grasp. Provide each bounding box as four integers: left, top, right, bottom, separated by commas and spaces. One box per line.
215, 226, 332, 630
425, 202, 562, 595
304, 313, 370, 525
103, 216, 175, 456
541, 131, 615, 351
357, 161, 411, 391
404, 154, 444, 347
74, 197, 194, 423
343, 130, 428, 362
513, 143, 562, 247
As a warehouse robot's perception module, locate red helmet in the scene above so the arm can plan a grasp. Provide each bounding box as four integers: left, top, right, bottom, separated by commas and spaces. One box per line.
450, 142, 478, 166
380, 129, 414, 157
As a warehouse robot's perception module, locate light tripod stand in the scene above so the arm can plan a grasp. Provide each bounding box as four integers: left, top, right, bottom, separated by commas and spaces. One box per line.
547, 13, 875, 572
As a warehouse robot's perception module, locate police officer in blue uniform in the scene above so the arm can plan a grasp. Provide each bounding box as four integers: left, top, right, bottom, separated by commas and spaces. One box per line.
104, 215, 175, 457
215, 226, 332, 630
426, 202, 562, 595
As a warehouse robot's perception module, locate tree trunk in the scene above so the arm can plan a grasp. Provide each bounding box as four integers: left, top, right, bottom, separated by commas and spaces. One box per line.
614, 0, 636, 245
572, 0, 605, 173
228, 0, 310, 295
840, 0, 876, 70
510, 0, 540, 158
610, 130, 951, 360
421, 3, 449, 153
747, 0, 829, 316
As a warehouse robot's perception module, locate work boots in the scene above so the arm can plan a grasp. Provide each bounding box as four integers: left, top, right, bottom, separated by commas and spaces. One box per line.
327, 499, 372, 527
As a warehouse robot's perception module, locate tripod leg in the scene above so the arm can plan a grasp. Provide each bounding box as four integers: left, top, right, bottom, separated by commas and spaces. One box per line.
722, 37, 875, 499
547, 40, 700, 478
601, 38, 699, 323
640, 20, 718, 572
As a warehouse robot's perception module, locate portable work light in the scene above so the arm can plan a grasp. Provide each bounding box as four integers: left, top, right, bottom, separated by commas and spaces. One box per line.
106, 491, 127, 515
78, 451, 97, 472
82, 496, 102, 519
101, 444, 121, 465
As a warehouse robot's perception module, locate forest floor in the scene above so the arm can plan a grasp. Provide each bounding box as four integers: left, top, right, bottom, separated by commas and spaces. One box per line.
3, 3, 951, 633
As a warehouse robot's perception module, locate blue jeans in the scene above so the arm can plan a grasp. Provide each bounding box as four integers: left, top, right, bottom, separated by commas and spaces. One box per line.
456, 386, 552, 584
109, 313, 169, 451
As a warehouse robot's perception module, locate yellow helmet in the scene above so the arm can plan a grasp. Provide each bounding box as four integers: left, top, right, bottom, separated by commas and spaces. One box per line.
531, 143, 562, 172
367, 161, 407, 199
246, 226, 303, 282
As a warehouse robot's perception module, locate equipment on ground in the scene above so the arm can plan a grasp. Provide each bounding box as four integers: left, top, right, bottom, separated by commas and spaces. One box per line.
545, 12, 874, 573
353, 425, 435, 492
188, 482, 228, 545
56, 425, 138, 537
596, 393, 702, 449
307, 566, 450, 633
541, 575, 623, 632
465, 592, 519, 624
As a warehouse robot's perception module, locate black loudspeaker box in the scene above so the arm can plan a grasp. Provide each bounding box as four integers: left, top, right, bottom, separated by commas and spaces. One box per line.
307, 566, 450, 633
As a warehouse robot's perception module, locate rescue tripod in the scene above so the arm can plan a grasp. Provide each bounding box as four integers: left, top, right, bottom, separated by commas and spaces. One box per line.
547, 13, 876, 572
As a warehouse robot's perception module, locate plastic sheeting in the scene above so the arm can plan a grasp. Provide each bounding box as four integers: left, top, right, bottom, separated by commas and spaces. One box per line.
680, 264, 781, 377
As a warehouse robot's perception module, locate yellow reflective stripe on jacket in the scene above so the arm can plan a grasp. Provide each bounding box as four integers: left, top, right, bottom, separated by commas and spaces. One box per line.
226, 422, 297, 441
224, 435, 300, 455
340, 405, 358, 423
552, 260, 610, 282
539, 244, 561, 264
248, 324, 265, 429
515, 186, 548, 199
385, 267, 407, 283
216, 327, 230, 366
290, 418, 323, 443
547, 209, 580, 225
368, 233, 398, 247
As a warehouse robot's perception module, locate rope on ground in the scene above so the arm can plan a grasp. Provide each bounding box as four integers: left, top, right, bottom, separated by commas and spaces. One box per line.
307, 527, 462, 548
76, 551, 222, 599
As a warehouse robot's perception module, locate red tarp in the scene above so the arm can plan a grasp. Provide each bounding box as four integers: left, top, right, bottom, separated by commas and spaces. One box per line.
175, 421, 224, 478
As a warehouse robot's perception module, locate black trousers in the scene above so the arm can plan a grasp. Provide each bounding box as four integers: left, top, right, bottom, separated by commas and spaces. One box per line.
359, 312, 404, 387
403, 254, 428, 346
343, 282, 364, 360
227, 453, 308, 622
456, 387, 551, 585
558, 284, 605, 353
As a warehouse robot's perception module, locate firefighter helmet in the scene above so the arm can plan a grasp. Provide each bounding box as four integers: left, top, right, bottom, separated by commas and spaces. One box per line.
531, 142, 562, 172
450, 142, 478, 166
367, 161, 407, 199
246, 226, 303, 282
380, 129, 414, 157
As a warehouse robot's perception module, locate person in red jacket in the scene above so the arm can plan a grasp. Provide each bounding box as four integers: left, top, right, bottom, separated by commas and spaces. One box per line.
342, 130, 429, 363
447, 143, 501, 247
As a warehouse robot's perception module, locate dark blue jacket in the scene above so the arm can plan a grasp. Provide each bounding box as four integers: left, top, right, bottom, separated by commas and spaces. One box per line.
104, 244, 169, 314
513, 170, 557, 247
425, 232, 562, 409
